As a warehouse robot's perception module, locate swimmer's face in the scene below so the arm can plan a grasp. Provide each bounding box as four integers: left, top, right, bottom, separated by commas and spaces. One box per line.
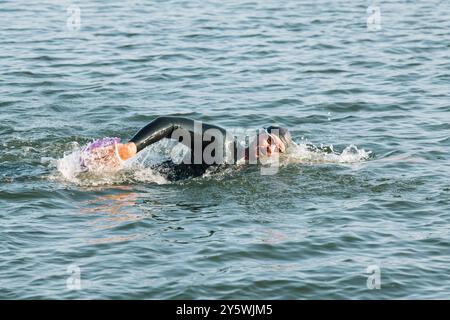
253, 132, 286, 157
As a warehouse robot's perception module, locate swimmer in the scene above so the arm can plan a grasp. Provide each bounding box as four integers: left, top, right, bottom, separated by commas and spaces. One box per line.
82, 116, 293, 181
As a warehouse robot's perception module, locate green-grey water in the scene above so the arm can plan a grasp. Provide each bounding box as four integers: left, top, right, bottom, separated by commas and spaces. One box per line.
1, 0, 449, 299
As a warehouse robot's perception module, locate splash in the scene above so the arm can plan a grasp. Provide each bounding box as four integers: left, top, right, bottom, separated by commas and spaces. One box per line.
79, 137, 121, 171
285, 141, 372, 164
55, 140, 168, 186
53, 137, 371, 186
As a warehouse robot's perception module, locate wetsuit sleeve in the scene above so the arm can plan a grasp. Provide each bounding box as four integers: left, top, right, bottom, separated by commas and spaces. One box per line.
129, 116, 228, 153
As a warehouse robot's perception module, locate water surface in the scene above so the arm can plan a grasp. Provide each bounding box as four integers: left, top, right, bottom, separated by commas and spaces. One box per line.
1, 0, 449, 299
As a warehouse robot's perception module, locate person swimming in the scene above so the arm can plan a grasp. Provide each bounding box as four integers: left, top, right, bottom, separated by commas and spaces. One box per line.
81, 116, 293, 181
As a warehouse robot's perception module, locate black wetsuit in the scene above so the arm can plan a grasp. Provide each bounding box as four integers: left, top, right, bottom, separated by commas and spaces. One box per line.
129, 116, 238, 181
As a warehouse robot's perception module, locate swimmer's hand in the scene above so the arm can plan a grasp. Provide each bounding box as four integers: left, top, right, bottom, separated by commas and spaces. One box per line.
81, 140, 137, 171
117, 142, 137, 161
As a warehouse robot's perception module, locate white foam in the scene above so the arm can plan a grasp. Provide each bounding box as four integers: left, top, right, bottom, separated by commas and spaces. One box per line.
56, 143, 84, 181
285, 142, 372, 164
54, 142, 167, 186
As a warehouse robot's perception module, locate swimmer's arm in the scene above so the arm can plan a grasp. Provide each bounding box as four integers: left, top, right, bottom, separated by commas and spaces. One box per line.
114, 116, 179, 161
117, 116, 227, 160
131, 116, 201, 152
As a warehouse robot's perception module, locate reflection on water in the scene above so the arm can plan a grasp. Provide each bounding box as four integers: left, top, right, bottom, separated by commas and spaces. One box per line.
79, 188, 144, 244
77, 186, 221, 246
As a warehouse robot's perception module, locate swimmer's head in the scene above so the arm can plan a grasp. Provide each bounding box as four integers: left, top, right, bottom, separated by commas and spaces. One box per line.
265, 126, 293, 150
252, 127, 289, 157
